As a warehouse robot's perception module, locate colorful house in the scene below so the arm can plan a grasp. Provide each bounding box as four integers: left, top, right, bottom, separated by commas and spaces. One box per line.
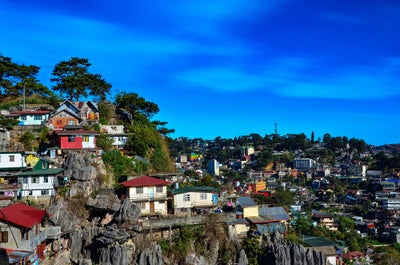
17, 155, 64, 199
99, 125, 128, 149
120, 175, 171, 216
51, 126, 99, 151
8, 110, 51, 126
47, 108, 82, 130
0, 203, 61, 262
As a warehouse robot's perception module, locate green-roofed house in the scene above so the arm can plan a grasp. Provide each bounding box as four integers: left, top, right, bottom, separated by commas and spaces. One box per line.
172, 186, 219, 215
17, 156, 64, 199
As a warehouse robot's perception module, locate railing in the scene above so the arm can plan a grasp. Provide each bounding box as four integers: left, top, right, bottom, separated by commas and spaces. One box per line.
43, 226, 62, 239
18, 231, 46, 251
130, 194, 167, 201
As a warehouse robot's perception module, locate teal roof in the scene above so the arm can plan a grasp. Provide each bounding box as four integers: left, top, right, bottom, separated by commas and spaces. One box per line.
301, 235, 336, 247
172, 186, 218, 195
18, 168, 64, 176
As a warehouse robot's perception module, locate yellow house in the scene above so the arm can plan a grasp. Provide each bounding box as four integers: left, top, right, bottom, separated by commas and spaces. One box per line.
236, 196, 259, 218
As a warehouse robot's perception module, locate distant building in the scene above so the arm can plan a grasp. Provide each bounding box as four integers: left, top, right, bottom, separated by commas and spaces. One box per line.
207, 159, 220, 176
100, 125, 128, 149
294, 158, 315, 169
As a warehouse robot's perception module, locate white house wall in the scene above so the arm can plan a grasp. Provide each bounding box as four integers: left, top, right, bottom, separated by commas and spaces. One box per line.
0, 153, 25, 169
18, 176, 56, 198
174, 191, 214, 209
82, 135, 96, 149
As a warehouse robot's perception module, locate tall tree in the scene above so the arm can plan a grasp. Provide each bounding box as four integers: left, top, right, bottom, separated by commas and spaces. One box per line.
115, 92, 160, 120
51, 57, 110, 101
0, 54, 15, 95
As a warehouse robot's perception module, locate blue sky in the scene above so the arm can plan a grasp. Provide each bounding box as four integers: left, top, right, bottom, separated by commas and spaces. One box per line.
1, 0, 400, 146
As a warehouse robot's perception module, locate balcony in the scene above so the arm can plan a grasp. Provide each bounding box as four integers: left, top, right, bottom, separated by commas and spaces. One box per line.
18, 231, 46, 251
129, 193, 167, 202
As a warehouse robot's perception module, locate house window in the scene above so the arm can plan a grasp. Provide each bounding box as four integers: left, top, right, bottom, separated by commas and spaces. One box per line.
31, 177, 40, 183
83, 136, 89, 142
68, 136, 75, 142
23, 178, 28, 184
200, 193, 207, 200
136, 187, 143, 194
156, 186, 163, 193
136, 202, 146, 209
0, 231, 8, 243
44, 176, 49, 183
28, 191, 33, 196
41, 190, 49, 195
56, 120, 62, 125
21, 116, 27, 120
34, 115, 41, 120
68, 120, 75, 125
42, 162, 47, 169
9, 155, 14, 162
183, 194, 191, 202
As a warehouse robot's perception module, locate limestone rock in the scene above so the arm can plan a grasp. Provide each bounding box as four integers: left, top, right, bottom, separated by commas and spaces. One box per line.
47, 199, 81, 232
136, 244, 163, 265
87, 194, 121, 212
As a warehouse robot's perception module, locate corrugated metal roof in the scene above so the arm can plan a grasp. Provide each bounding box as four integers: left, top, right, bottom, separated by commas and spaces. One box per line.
258, 206, 290, 221
237, 196, 257, 207
0, 203, 46, 229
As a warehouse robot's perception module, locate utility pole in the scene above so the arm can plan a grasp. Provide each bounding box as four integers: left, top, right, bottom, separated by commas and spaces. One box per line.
274, 123, 278, 135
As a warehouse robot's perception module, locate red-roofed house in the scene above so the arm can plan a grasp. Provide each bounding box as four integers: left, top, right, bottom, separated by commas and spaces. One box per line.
0, 203, 61, 261
51, 126, 99, 150
120, 175, 171, 216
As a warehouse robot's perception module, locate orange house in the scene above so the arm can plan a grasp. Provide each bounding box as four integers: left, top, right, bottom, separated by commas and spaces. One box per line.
48, 109, 82, 130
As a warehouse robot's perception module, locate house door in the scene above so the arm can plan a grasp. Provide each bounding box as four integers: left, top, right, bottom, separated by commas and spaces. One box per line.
148, 187, 154, 199
150, 201, 155, 213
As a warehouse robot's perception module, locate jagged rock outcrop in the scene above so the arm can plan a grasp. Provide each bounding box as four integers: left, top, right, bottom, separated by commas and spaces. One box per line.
70, 225, 139, 265
136, 244, 163, 265
115, 198, 141, 225
87, 194, 121, 212
184, 254, 208, 265
63, 151, 99, 197
47, 198, 82, 232
237, 249, 248, 265
262, 242, 325, 265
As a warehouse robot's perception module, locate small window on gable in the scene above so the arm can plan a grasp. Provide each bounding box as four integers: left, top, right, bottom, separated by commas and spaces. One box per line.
68, 136, 75, 142
9, 155, 15, 162
136, 187, 143, 194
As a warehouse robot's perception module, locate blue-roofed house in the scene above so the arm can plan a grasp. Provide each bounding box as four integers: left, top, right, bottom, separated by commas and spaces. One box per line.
235, 196, 258, 218
246, 206, 290, 234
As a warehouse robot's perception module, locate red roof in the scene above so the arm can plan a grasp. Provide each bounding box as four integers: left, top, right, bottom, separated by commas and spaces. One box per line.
120, 175, 171, 187
11, 110, 51, 115
0, 203, 46, 229
55, 129, 99, 136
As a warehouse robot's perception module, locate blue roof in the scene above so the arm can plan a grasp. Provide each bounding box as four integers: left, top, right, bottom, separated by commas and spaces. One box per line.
237, 196, 257, 207
258, 206, 290, 221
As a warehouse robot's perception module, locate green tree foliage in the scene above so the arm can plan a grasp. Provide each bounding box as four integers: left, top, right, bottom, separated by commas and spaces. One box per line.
51, 57, 111, 101
0, 117, 18, 128
272, 187, 294, 208
20, 131, 35, 151
115, 92, 159, 120
102, 149, 135, 183
0, 54, 17, 94
96, 134, 114, 153
98, 101, 114, 125
125, 123, 173, 172
243, 230, 261, 265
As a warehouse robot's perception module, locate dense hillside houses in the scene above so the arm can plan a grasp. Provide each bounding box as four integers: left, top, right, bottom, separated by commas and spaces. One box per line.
2, 97, 400, 264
